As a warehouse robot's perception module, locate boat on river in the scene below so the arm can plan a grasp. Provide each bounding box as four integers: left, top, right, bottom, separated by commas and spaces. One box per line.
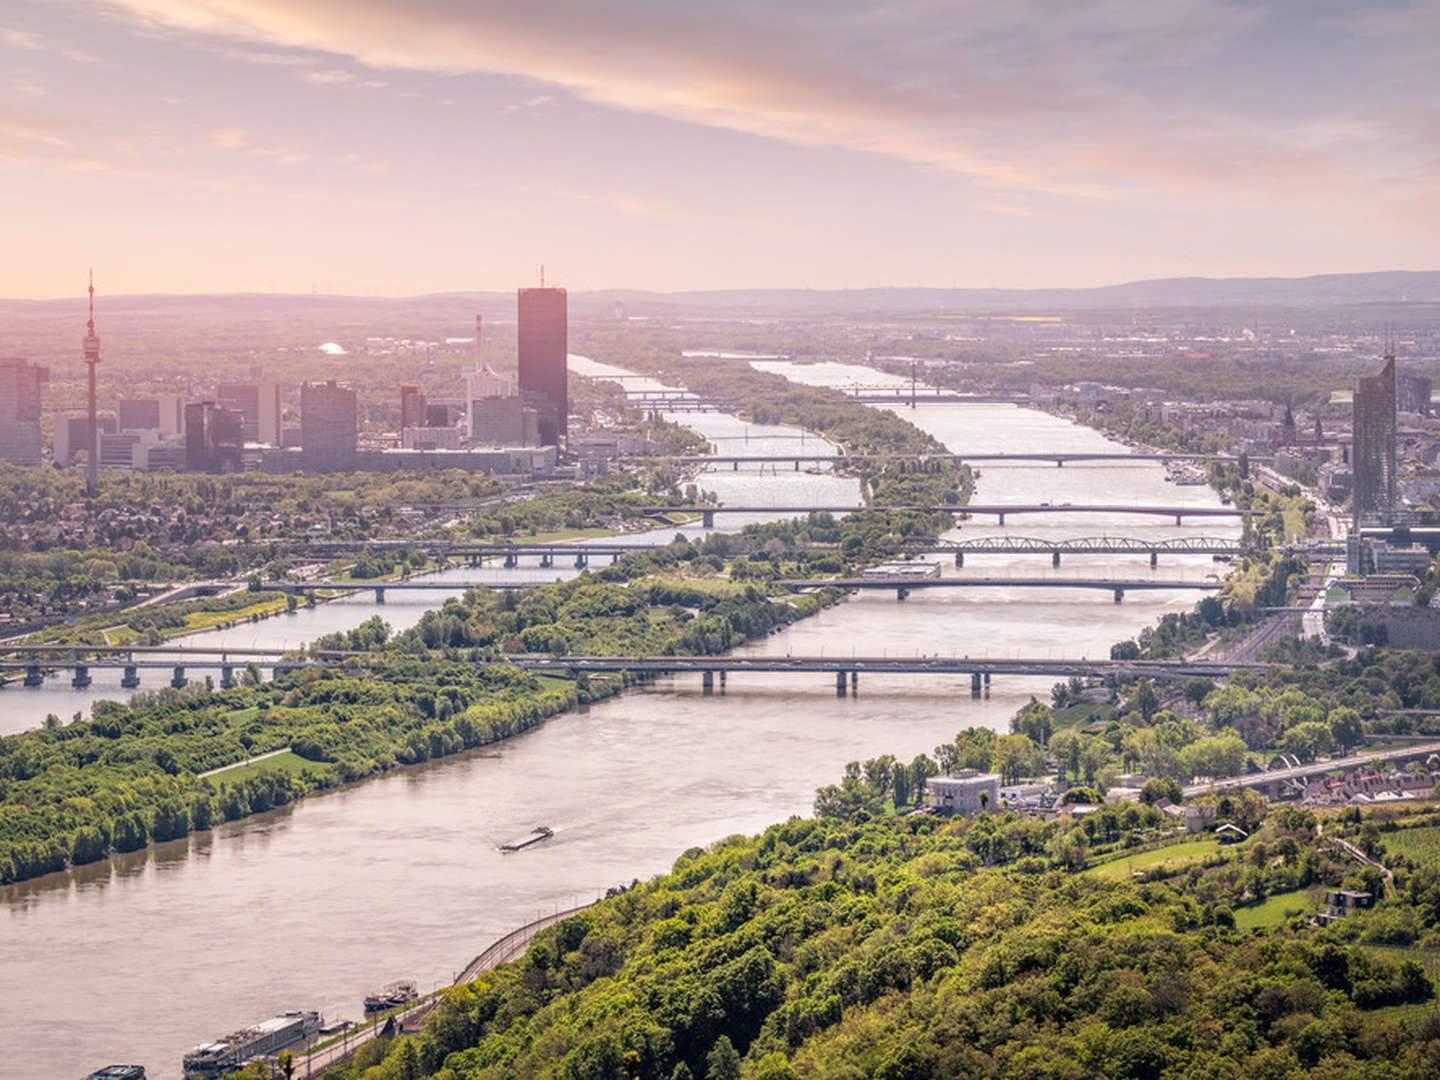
364, 980, 418, 1012
182, 1011, 320, 1077
499, 826, 554, 852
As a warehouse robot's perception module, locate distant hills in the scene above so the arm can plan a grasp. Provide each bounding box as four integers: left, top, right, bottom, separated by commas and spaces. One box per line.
3, 270, 1439, 327
579, 270, 1440, 314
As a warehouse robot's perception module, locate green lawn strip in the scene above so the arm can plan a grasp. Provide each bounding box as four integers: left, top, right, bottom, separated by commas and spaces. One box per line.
199, 750, 329, 785
1051, 702, 1117, 731
1085, 838, 1222, 880
1234, 888, 1316, 930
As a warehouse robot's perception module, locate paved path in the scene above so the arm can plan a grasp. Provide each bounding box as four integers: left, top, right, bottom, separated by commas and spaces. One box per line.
196, 747, 292, 780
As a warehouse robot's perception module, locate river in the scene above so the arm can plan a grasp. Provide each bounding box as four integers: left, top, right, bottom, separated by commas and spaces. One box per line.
0, 355, 854, 737
0, 358, 1236, 1079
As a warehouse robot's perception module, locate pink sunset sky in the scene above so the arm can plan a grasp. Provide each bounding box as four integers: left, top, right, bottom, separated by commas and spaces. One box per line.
2, 0, 1437, 298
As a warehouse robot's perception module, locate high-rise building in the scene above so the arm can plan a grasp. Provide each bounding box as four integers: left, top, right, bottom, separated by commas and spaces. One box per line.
300, 380, 358, 472
517, 286, 567, 444
55, 412, 116, 466
217, 380, 281, 445
1353, 350, 1396, 525
1397, 373, 1432, 416
400, 385, 426, 439
118, 398, 160, 432
184, 401, 244, 473
0, 357, 49, 465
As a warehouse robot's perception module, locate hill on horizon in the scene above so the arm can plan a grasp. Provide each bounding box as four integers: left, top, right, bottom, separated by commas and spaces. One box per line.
4, 269, 1440, 320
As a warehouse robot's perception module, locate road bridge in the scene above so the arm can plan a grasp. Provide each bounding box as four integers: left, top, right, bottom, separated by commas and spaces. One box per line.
640, 504, 1248, 527
778, 576, 1222, 601
1183, 741, 1440, 799
622, 389, 1031, 409
0, 644, 1266, 696
0, 656, 345, 689
257, 579, 543, 601
936, 535, 1244, 567
620, 451, 1257, 469
504, 653, 1266, 695
299, 535, 1246, 568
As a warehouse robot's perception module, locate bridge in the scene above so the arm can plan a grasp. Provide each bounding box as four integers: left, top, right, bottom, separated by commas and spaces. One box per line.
298, 534, 1247, 568
622, 389, 1030, 410
0, 643, 370, 689
257, 579, 542, 601
621, 451, 1255, 469
0, 641, 1265, 695
1183, 740, 1440, 799
503, 653, 1267, 695
640, 504, 1248, 527
938, 535, 1244, 567
778, 576, 1222, 601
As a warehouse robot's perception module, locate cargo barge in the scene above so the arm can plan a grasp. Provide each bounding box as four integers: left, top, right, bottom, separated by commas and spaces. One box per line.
182, 1011, 320, 1077
499, 825, 554, 852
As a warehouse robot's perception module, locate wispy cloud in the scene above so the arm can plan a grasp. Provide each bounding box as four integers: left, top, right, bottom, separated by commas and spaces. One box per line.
217, 45, 318, 66
2, 28, 42, 50
206, 125, 305, 163
502, 94, 555, 114
92, 0, 1437, 208
301, 68, 354, 85
977, 202, 1033, 217
207, 126, 248, 149
4, 26, 100, 63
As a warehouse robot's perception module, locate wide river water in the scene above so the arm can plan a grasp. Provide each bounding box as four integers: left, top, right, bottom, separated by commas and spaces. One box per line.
1, 358, 1236, 1079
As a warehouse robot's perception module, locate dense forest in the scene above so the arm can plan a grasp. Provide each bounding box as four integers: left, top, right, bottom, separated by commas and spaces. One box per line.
310, 799, 1440, 1080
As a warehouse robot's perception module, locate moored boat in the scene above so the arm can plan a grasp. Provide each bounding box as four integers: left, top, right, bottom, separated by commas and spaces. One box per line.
364, 980, 418, 1012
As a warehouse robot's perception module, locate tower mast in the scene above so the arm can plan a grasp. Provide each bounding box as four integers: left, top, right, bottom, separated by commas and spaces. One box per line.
82, 270, 101, 497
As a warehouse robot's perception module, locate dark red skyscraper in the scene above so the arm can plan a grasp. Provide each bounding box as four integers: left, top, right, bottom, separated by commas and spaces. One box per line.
517, 286, 567, 444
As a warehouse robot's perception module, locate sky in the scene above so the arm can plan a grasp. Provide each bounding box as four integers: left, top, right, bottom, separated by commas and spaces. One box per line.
1, 0, 1437, 298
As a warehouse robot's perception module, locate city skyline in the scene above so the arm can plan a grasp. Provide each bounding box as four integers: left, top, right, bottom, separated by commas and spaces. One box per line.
3, 1, 1439, 298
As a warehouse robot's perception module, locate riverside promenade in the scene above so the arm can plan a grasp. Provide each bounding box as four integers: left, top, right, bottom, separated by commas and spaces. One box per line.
296, 902, 595, 1075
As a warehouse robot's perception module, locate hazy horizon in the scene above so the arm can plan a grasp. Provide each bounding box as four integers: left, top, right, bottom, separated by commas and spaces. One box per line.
3, 267, 1440, 307
4, 1, 1438, 299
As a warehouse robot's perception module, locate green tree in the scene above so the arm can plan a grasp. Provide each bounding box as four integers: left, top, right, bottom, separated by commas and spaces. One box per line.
1131, 679, 1159, 722
1183, 677, 1215, 708
1049, 729, 1081, 782
1329, 707, 1364, 756
1281, 720, 1334, 763
706, 1036, 741, 1080
1013, 698, 1054, 748
1141, 776, 1182, 805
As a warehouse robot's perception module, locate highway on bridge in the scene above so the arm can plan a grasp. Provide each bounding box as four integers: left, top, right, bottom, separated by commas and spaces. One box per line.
779, 576, 1222, 598
620, 452, 1256, 466
641, 504, 1248, 526
1183, 741, 1440, 797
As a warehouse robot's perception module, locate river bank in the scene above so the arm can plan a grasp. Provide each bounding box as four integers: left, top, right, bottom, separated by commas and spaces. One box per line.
2, 360, 1238, 1080
0, 356, 956, 888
